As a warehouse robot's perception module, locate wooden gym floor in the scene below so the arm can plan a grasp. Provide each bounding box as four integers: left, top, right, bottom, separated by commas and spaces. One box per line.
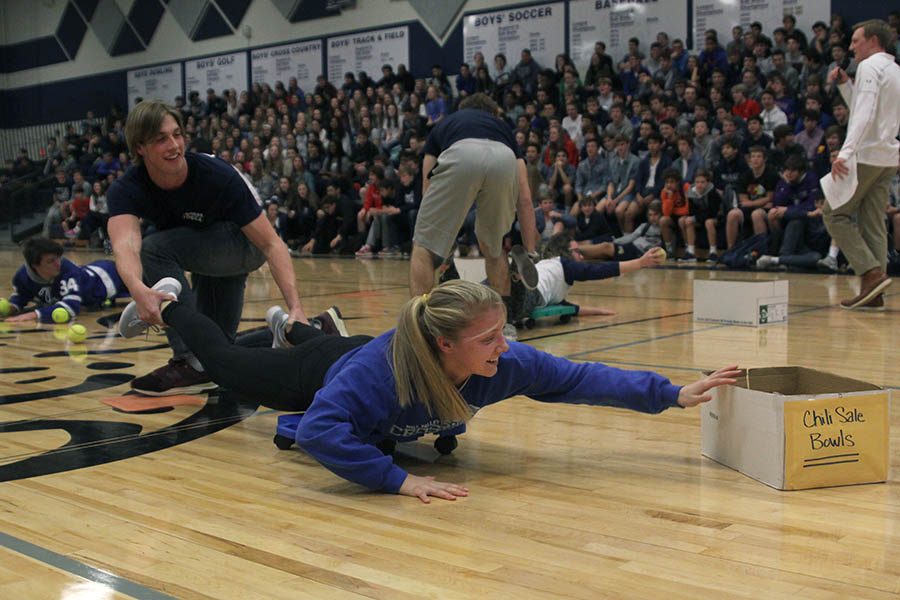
0, 247, 898, 599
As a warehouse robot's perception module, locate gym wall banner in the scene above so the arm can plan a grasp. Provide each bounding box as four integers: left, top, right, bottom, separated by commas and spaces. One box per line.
569, 0, 688, 77
185, 51, 249, 97
693, 0, 830, 50
327, 25, 410, 84
251, 40, 324, 92
126, 62, 183, 109
463, 3, 565, 71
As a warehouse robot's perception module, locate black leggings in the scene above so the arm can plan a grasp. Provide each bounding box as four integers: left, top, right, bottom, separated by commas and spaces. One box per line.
162, 302, 372, 411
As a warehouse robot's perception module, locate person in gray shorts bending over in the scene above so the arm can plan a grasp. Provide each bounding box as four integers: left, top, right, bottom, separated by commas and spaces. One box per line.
409, 93, 539, 303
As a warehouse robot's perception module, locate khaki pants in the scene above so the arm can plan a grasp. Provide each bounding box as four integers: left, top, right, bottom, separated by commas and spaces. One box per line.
823, 163, 895, 275
413, 139, 518, 259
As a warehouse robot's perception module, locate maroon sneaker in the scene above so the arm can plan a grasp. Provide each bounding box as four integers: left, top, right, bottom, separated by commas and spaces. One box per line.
130, 360, 218, 396
312, 306, 349, 337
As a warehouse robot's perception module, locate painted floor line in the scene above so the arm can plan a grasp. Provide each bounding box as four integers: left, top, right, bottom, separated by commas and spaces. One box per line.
0, 530, 176, 600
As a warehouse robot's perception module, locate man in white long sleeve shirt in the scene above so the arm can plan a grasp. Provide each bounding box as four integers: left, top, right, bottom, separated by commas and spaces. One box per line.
823, 19, 900, 310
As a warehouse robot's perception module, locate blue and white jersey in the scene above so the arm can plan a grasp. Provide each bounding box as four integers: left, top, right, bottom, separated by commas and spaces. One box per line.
9, 259, 127, 322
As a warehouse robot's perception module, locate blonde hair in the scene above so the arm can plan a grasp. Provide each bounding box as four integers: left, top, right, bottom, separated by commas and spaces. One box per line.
124, 100, 184, 166
392, 280, 504, 423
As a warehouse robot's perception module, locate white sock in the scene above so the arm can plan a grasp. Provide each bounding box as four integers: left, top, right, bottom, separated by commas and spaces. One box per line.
828, 246, 839, 259
771, 256, 780, 265
686, 245, 695, 254
709, 245, 717, 254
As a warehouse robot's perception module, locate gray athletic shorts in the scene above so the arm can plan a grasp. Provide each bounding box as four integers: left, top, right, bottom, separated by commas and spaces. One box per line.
413, 138, 519, 259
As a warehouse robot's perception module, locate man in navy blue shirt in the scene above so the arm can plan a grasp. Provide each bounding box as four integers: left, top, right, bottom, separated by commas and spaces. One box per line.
410, 93, 538, 307
107, 100, 308, 396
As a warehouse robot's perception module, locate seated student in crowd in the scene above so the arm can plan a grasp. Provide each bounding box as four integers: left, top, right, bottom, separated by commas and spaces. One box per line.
391, 166, 421, 253
759, 89, 789, 135
600, 135, 640, 235
657, 118, 681, 161
533, 186, 575, 242
657, 168, 690, 259
507, 232, 665, 324
574, 138, 610, 207
692, 119, 716, 166
545, 149, 576, 205
794, 94, 834, 134
763, 154, 820, 252
63, 187, 91, 240
573, 196, 614, 244
756, 199, 831, 272
684, 168, 724, 261
4, 237, 129, 323
766, 74, 796, 125
727, 145, 778, 250
604, 103, 633, 140
814, 126, 845, 178
740, 115, 773, 157
122, 277, 738, 501
628, 132, 671, 233
713, 136, 749, 221
671, 134, 704, 184
299, 184, 357, 255
577, 199, 665, 262
731, 84, 761, 120
355, 166, 385, 256
768, 124, 806, 173
358, 178, 403, 257
793, 109, 825, 162
630, 119, 655, 158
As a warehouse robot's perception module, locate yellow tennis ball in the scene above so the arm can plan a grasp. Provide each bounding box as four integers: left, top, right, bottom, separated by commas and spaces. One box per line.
52, 307, 69, 323
67, 324, 87, 343
0, 298, 10, 317
655, 247, 667, 260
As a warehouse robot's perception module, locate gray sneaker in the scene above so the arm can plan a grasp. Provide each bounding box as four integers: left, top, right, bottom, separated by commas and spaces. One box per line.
509, 245, 538, 290
266, 305, 291, 349
756, 255, 779, 270
817, 255, 839, 273
117, 277, 181, 338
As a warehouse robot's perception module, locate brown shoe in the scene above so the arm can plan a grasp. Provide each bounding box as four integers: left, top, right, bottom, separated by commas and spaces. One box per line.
840, 269, 892, 309
130, 360, 217, 396
856, 293, 886, 311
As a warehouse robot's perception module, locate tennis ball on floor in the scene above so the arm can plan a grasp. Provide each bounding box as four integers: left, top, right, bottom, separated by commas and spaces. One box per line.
52, 307, 70, 323
67, 324, 87, 343
0, 298, 10, 317
654, 247, 667, 260
102, 298, 113, 308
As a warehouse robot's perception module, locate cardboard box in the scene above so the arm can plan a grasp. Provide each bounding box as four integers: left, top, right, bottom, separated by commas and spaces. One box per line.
693, 279, 788, 326
701, 367, 890, 490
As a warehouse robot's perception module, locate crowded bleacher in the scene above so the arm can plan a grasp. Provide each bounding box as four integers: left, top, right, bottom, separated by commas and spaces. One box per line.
2, 10, 899, 275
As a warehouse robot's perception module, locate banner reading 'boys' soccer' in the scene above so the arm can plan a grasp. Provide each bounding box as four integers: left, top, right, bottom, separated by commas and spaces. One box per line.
463, 3, 564, 71
570, 0, 688, 77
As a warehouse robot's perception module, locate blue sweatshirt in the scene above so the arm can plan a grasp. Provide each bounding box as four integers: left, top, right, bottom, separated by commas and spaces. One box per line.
9, 259, 126, 321
772, 170, 819, 220
296, 332, 683, 493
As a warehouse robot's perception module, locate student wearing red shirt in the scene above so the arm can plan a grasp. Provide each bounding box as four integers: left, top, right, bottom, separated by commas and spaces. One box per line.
731, 84, 761, 120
